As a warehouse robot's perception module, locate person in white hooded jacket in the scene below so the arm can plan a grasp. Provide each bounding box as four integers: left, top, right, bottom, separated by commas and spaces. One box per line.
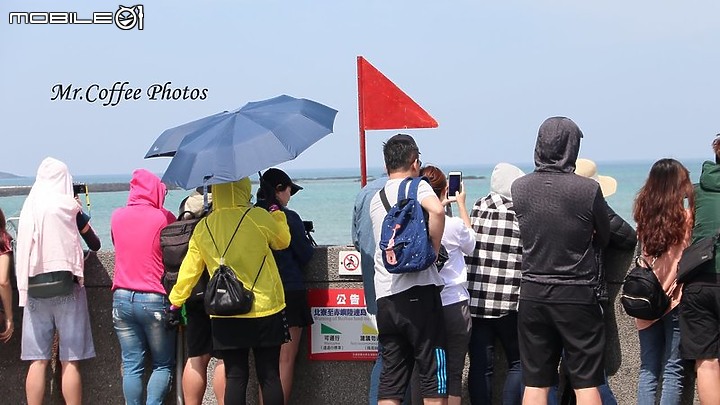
466, 163, 526, 405
15, 157, 95, 405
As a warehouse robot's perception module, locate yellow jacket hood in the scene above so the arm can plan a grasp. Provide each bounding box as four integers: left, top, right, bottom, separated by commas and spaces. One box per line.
212, 177, 252, 209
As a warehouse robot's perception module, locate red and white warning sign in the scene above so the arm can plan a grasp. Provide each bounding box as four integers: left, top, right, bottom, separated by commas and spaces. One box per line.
338, 250, 361, 275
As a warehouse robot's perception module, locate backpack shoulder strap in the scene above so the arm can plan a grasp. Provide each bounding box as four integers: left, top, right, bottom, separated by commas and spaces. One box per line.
204, 207, 253, 262
379, 188, 391, 213
407, 176, 426, 200
396, 177, 413, 201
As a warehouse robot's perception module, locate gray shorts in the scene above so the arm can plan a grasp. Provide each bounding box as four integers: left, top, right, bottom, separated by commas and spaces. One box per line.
21, 284, 95, 361
443, 300, 471, 396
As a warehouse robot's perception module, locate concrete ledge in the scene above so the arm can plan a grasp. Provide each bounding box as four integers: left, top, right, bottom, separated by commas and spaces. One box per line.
0, 246, 700, 404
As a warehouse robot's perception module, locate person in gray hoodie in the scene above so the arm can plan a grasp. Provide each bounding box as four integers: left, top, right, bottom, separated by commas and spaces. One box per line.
511, 117, 610, 405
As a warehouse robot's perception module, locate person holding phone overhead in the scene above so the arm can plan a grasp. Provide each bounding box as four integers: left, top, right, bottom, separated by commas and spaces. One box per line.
15, 157, 96, 405
419, 165, 475, 405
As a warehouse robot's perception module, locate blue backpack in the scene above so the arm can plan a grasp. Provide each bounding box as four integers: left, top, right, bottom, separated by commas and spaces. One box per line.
378, 177, 437, 274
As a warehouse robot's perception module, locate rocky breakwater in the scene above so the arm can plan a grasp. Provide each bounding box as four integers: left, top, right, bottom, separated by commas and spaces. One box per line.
0, 183, 130, 197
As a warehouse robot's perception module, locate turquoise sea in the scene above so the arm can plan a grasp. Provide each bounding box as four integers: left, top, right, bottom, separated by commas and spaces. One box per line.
0, 159, 709, 250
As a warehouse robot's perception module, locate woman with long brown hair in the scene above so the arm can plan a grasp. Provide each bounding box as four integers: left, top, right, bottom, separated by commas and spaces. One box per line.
632, 158, 694, 405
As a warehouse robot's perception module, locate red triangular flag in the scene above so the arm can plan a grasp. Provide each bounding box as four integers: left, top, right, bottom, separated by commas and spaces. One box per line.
357, 56, 438, 130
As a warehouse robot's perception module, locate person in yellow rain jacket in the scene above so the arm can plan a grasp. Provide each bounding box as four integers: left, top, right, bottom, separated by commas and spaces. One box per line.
169, 177, 290, 405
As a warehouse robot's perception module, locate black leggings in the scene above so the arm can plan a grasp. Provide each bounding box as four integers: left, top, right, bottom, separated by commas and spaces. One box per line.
221, 346, 283, 405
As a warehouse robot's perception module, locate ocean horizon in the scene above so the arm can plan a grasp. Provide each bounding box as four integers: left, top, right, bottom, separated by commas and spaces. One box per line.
0, 158, 711, 250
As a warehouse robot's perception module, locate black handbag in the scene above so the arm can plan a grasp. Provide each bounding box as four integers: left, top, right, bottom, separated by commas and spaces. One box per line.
203, 208, 266, 316
677, 230, 720, 283
620, 256, 670, 320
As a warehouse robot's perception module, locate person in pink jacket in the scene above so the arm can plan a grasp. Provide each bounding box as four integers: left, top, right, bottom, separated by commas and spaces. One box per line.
110, 169, 177, 405
632, 158, 693, 405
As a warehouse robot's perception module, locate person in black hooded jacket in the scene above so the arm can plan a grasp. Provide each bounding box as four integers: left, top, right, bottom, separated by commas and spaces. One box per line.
511, 117, 610, 405
549, 159, 637, 405
257, 168, 314, 405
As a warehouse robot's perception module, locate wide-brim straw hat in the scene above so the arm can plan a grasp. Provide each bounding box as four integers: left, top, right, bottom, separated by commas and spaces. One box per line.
575, 158, 617, 197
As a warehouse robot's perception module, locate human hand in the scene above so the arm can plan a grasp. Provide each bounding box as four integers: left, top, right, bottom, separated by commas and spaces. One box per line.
165, 306, 181, 329
455, 181, 467, 207
0, 317, 13, 343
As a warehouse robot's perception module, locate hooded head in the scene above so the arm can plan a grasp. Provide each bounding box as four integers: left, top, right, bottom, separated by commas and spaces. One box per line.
490, 163, 525, 200
211, 177, 252, 209
534, 117, 583, 173
31, 157, 74, 197
127, 169, 166, 208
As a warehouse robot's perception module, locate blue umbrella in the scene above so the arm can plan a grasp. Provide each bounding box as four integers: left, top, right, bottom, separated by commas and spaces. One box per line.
145, 111, 229, 158
154, 95, 338, 190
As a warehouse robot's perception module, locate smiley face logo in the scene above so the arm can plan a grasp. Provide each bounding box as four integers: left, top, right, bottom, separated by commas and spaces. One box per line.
114, 5, 144, 30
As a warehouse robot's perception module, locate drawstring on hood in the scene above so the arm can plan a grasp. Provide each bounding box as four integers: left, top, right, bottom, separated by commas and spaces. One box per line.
534, 117, 583, 173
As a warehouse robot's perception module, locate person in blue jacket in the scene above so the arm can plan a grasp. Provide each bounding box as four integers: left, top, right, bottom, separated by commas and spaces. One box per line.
257, 168, 315, 405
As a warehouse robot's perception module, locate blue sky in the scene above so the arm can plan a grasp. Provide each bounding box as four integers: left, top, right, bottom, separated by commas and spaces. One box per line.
2, 1, 719, 177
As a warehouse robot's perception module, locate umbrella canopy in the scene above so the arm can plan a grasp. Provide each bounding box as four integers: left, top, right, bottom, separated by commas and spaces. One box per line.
155, 95, 338, 189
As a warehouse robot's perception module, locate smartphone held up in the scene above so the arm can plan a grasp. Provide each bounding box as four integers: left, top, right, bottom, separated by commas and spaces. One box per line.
447, 171, 462, 201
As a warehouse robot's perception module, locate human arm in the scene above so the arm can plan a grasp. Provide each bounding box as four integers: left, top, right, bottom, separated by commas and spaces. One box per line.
267, 210, 291, 251
0, 253, 13, 342
592, 188, 611, 249
352, 192, 365, 251
286, 210, 314, 266
456, 217, 477, 256
420, 185, 446, 255
607, 205, 637, 250
76, 211, 101, 251
454, 181, 472, 229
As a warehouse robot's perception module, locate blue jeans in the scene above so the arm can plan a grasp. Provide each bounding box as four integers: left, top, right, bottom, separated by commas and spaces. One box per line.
637, 306, 685, 405
468, 313, 523, 405
112, 289, 176, 405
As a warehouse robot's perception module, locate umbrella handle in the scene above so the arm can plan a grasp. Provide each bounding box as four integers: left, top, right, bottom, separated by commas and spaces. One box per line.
176, 326, 185, 405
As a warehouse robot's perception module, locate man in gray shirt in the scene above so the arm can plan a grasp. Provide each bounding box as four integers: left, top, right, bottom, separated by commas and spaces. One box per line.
369, 134, 447, 405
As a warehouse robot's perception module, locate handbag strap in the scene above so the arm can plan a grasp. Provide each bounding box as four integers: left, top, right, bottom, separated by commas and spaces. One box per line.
379, 188, 391, 212
249, 255, 267, 291
205, 207, 252, 263
635, 254, 656, 268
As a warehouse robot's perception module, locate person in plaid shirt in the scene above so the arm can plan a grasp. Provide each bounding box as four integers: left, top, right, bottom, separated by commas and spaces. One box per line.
466, 162, 525, 405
